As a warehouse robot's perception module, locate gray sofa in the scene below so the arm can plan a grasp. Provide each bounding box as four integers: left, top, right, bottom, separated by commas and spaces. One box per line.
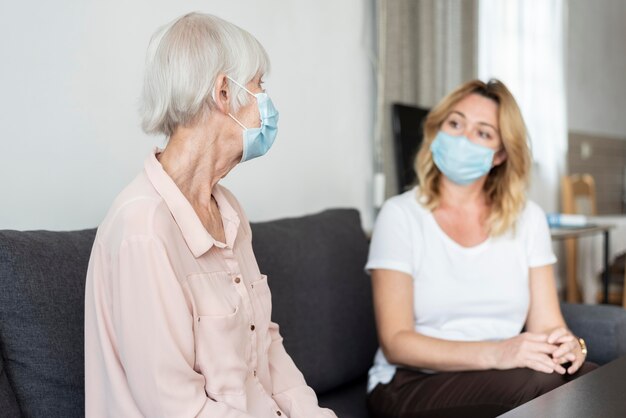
1, 208, 625, 418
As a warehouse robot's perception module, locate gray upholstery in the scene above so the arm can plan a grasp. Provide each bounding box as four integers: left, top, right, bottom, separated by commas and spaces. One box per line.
0, 209, 625, 418
0, 229, 96, 418
251, 209, 378, 395
561, 302, 626, 365
318, 378, 369, 418
0, 354, 20, 417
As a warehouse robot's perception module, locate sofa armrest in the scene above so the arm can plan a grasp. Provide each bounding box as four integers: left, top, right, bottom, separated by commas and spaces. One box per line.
561, 302, 626, 365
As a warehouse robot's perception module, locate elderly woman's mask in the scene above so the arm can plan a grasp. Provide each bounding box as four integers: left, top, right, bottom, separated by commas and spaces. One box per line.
226, 76, 279, 163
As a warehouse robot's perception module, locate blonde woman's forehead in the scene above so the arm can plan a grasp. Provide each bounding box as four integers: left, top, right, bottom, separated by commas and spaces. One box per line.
450, 93, 499, 129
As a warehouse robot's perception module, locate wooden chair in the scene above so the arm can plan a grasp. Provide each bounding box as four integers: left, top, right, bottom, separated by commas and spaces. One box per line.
561, 174, 597, 215
560, 174, 595, 303
561, 174, 625, 307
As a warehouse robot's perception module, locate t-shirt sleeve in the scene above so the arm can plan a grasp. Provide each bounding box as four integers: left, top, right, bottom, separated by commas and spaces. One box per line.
525, 202, 557, 267
365, 199, 414, 275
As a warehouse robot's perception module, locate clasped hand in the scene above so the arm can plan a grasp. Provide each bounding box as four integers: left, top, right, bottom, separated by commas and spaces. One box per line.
495, 327, 585, 375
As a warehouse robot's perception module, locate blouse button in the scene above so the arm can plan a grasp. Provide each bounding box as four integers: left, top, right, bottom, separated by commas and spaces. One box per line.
250, 324, 255, 331
276, 411, 282, 416
234, 277, 241, 284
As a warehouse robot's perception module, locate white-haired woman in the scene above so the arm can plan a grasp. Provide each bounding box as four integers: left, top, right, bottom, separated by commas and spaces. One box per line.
85, 13, 335, 418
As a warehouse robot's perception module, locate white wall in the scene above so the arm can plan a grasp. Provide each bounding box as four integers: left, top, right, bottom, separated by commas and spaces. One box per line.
0, 0, 375, 231
567, 0, 626, 138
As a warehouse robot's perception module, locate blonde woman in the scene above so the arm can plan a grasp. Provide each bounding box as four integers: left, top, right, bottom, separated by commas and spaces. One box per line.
366, 79, 596, 417
84, 13, 335, 418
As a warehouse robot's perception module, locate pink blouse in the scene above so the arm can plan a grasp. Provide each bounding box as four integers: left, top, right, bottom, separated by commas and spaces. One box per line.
85, 149, 335, 418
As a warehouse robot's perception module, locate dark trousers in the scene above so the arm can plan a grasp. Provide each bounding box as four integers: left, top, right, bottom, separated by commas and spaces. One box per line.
367, 362, 598, 418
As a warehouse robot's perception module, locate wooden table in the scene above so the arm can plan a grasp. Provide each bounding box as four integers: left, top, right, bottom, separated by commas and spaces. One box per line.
499, 356, 626, 417
550, 224, 614, 303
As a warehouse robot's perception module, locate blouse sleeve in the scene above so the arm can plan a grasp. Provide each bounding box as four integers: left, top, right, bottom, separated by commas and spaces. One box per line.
268, 322, 337, 418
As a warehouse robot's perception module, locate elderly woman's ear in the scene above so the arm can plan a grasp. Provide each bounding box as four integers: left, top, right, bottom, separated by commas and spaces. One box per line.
213, 74, 231, 113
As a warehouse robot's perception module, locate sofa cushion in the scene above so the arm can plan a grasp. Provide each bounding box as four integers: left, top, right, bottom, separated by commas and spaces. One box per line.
0, 354, 21, 417
0, 229, 96, 418
318, 377, 369, 418
561, 302, 626, 365
251, 209, 378, 395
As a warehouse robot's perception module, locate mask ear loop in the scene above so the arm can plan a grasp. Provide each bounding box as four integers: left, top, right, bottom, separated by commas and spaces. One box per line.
228, 113, 247, 129
226, 75, 255, 96
212, 76, 251, 129
225, 76, 261, 129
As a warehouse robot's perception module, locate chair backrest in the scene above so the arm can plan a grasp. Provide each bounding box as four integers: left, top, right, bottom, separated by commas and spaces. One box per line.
561, 174, 597, 216
391, 103, 430, 193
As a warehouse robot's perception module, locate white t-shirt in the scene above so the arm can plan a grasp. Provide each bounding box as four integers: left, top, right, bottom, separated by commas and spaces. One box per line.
366, 188, 556, 392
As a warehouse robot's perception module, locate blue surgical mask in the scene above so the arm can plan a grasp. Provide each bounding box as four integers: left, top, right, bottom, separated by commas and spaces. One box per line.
227, 76, 279, 163
430, 131, 496, 185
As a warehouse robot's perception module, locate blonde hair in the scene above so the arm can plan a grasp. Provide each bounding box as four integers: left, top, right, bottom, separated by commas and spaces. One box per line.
415, 79, 531, 236
141, 13, 270, 136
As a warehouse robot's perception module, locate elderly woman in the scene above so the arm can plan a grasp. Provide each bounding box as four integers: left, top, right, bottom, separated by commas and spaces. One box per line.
84, 13, 335, 418
366, 79, 597, 418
